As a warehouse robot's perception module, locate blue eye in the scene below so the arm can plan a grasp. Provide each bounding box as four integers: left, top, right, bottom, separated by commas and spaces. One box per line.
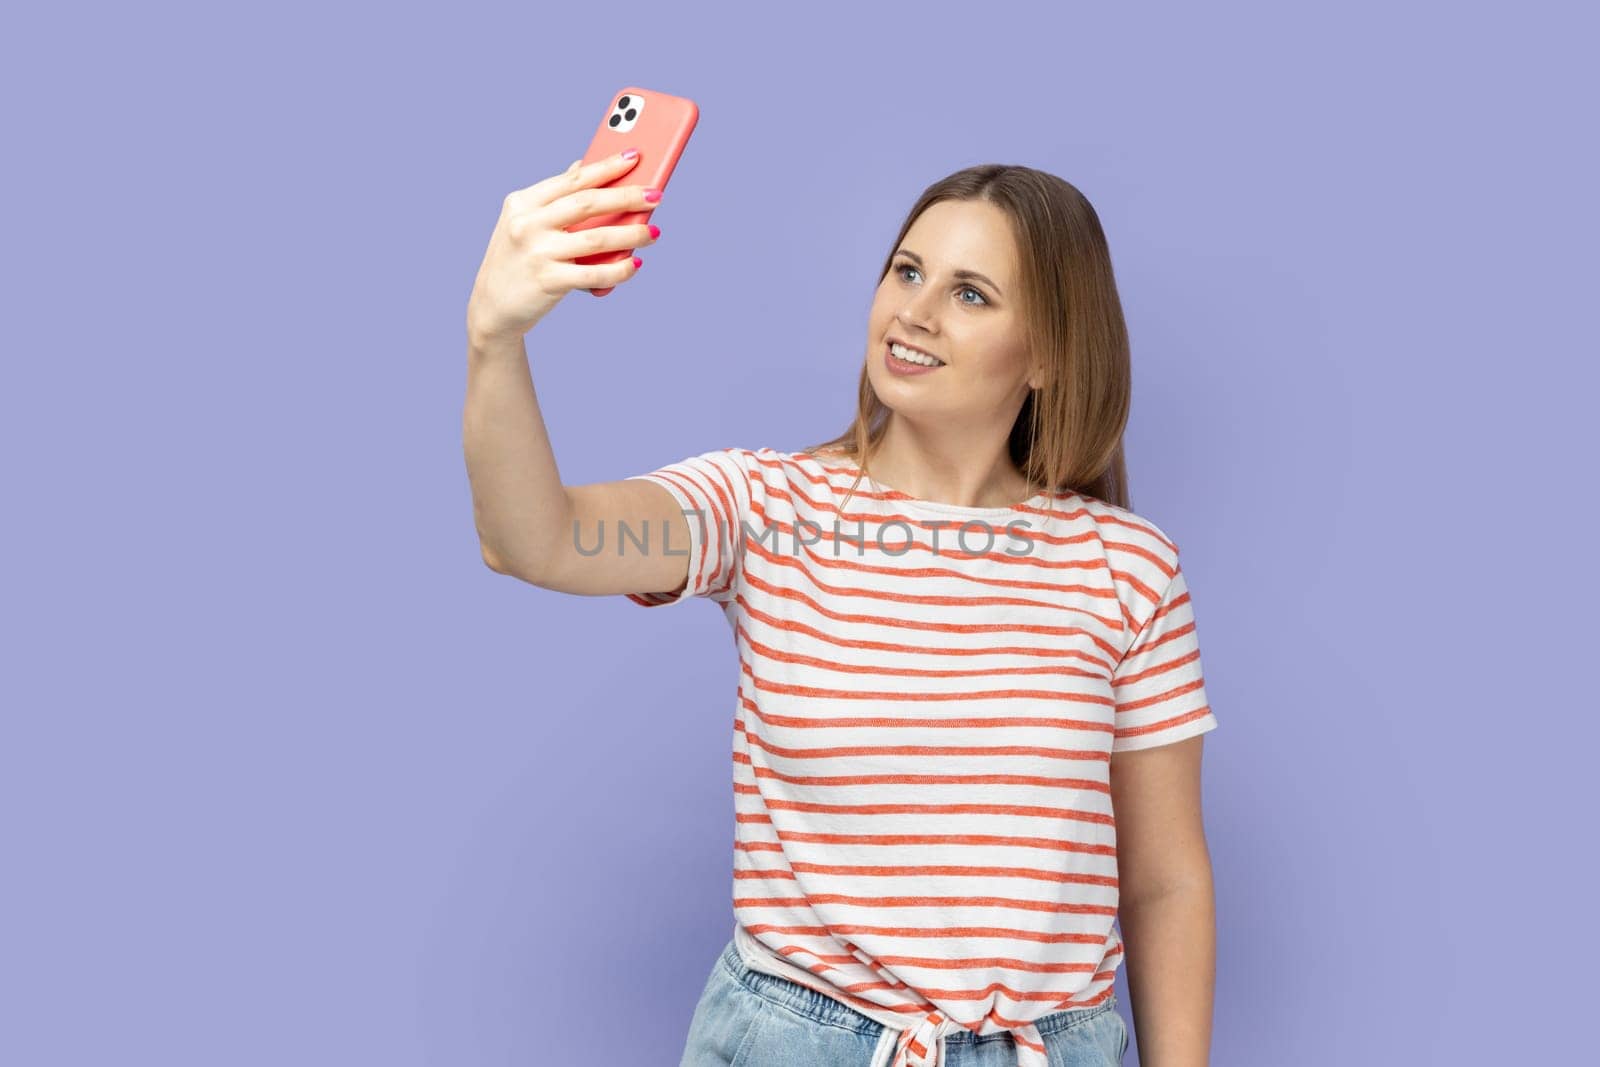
894, 263, 988, 306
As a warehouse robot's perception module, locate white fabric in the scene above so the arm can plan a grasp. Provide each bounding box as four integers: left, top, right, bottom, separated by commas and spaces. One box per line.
626, 449, 1217, 1067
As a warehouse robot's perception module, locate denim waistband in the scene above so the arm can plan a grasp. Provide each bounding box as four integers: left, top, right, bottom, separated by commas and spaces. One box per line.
716, 934, 1118, 1044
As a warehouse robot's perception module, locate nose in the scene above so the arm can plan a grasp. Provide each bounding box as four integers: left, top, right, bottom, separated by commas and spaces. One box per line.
895, 284, 943, 336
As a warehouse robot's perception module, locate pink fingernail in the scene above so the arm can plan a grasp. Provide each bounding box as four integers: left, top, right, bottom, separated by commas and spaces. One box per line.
621, 148, 639, 160
643, 188, 662, 202
632, 256, 643, 269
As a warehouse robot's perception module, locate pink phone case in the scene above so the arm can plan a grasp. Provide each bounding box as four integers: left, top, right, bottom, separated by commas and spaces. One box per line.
566, 87, 698, 297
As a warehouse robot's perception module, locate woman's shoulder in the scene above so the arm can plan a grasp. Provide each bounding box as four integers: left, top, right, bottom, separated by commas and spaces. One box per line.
694, 446, 841, 491
752, 445, 853, 475
1072, 494, 1177, 547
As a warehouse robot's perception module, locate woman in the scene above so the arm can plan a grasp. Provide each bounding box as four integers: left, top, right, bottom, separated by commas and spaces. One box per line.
464, 153, 1218, 1066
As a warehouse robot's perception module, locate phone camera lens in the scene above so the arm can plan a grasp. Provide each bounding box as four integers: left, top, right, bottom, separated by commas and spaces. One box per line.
618, 96, 632, 108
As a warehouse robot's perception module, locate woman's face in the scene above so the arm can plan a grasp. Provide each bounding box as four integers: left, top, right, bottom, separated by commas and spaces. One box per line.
865, 198, 1037, 428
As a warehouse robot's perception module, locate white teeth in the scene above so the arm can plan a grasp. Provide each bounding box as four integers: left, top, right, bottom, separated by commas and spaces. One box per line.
890, 342, 944, 367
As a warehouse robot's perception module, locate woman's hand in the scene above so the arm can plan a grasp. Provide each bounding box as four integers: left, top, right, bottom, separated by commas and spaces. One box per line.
466, 152, 661, 344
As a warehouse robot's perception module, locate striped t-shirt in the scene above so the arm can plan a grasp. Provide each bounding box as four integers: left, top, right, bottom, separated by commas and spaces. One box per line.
623, 447, 1217, 1067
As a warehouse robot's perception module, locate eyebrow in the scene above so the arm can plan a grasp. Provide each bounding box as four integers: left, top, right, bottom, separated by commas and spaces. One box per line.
893, 249, 1004, 297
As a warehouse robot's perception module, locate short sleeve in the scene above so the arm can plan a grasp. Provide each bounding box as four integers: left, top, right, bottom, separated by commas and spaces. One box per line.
1110, 560, 1218, 752
620, 447, 758, 608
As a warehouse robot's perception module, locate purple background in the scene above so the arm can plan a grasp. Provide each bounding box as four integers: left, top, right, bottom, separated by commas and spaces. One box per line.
4, 2, 1594, 1064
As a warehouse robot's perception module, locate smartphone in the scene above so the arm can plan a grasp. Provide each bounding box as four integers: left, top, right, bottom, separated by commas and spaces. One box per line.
566, 87, 698, 297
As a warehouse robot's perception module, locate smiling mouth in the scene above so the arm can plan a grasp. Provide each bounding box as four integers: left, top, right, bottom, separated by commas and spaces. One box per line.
887, 341, 946, 367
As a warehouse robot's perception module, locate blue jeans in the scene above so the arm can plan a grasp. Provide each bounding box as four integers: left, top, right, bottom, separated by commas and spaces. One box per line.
680, 935, 1129, 1066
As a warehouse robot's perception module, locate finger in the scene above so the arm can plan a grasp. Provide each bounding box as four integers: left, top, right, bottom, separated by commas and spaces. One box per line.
542, 255, 642, 292
539, 179, 660, 229
548, 221, 659, 261
521, 150, 641, 207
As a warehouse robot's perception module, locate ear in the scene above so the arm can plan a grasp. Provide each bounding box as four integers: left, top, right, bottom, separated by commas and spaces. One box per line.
1025, 355, 1043, 392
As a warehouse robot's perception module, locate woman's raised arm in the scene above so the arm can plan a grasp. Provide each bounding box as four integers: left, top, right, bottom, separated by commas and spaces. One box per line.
462, 151, 674, 592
